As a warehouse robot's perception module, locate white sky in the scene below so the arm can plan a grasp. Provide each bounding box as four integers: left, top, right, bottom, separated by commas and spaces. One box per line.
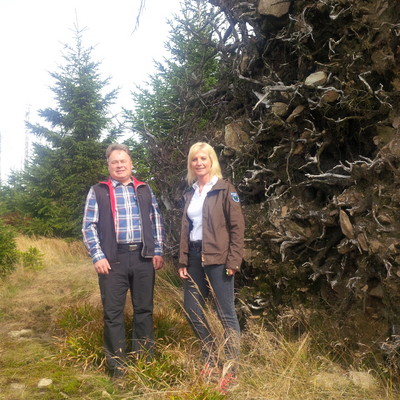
0, 0, 182, 182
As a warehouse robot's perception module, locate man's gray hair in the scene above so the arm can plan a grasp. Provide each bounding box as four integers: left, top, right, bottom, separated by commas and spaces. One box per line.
106, 144, 131, 161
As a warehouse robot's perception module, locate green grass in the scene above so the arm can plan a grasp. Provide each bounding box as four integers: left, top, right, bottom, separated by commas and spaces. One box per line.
0, 236, 399, 399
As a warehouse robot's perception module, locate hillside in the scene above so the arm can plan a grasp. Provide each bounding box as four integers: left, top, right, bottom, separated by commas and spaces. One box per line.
0, 236, 399, 399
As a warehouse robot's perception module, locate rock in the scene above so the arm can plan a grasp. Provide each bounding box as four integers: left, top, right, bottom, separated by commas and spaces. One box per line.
286, 105, 305, 123
271, 102, 289, 117
8, 329, 33, 338
312, 372, 350, 388
243, 248, 257, 263
339, 210, 354, 239
373, 125, 396, 148
305, 71, 327, 87
377, 212, 392, 224
222, 147, 236, 157
337, 238, 354, 254
369, 284, 384, 299
224, 122, 249, 151
378, 132, 400, 158
213, 129, 224, 142
392, 78, 400, 91
10, 383, 26, 391
258, 0, 291, 17
357, 232, 369, 252
38, 378, 53, 388
369, 239, 383, 253
336, 187, 365, 207
321, 89, 340, 103
292, 142, 305, 154
348, 371, 378, 390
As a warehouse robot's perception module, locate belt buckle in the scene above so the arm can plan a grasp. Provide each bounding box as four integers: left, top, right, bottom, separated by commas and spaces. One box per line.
128, 244, 138, 251
190, 241, 201, 250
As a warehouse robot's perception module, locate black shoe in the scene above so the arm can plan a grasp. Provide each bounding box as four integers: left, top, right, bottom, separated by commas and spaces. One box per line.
108, 366, 126, 379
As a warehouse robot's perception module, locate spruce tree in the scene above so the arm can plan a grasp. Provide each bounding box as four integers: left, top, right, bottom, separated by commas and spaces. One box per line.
4, 27, 120, 237
125, 0, 221, 202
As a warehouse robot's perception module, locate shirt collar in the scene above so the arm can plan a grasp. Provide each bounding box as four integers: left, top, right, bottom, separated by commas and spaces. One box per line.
110, 177, 133, 187
192, 175, 218, 190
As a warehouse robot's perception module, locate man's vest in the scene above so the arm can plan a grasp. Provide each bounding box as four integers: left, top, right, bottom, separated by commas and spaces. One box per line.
92, 179, 155, 262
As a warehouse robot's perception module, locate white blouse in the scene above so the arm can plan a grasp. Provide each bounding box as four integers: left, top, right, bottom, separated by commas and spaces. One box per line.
187, 176, 218, 241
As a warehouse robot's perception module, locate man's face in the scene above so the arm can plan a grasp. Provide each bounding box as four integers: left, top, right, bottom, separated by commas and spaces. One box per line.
108, 150, 133, 184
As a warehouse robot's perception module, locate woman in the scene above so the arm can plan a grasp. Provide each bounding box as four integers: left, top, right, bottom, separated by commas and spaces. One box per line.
178, 142, 245, 394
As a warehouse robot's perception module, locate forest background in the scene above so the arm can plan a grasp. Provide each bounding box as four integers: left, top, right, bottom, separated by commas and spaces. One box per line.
1, 0, 400, 398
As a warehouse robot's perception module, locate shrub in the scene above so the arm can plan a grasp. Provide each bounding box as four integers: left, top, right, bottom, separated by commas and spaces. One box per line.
20, 246, 45, 270
0, 219, 19, 276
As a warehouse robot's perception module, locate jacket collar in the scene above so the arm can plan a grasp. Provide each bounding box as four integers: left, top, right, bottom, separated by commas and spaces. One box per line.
99, 176, 146, 190
186, 177, 225, 197
98, 177, 146, 221
192, 175, 218, 190
209, 178, 226, 191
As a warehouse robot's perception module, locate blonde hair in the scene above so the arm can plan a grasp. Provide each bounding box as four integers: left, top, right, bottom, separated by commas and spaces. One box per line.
186, 142, 222, 184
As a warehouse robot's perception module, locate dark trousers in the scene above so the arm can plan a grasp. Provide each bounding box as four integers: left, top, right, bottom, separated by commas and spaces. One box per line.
184, 247, 240, 368
98, 248, 155, 369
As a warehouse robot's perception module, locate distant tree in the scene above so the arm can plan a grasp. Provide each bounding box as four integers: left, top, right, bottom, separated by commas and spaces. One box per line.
0, 219, 18, 276
124, 0, 227, 249
123, 137, 152, 183
2, 27, 120, 237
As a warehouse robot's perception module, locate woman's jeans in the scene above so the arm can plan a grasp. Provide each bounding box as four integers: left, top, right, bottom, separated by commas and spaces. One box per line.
184, 246, 240, 368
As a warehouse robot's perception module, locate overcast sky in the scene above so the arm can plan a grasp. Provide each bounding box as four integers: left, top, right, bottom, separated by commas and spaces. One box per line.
0, 0, 182, 182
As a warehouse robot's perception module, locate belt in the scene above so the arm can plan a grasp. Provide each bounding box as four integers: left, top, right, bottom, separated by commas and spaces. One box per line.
117, 243, 142, 252
189, 240, 202, 250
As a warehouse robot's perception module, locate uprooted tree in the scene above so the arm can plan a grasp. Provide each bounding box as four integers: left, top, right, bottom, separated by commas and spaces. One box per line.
129, 0, 400, 364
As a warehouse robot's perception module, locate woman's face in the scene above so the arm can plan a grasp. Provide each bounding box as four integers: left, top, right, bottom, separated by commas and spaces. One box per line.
191, 150, 212, 180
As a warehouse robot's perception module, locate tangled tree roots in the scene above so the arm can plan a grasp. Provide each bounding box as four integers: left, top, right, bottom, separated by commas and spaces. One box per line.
201, 0, 400, 363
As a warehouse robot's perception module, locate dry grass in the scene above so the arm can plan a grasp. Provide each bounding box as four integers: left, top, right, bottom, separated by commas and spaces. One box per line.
0, 236, 98, 336
0, 236, 106, 400
236, 324, 389, 399
16, 235, 88, 266
0, 236, 399, 399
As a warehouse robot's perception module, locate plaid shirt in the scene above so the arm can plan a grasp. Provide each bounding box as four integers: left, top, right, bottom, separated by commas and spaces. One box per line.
82, 178, 164, 262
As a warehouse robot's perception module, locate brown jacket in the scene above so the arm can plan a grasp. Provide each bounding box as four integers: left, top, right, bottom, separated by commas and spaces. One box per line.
179, 179, 245, 271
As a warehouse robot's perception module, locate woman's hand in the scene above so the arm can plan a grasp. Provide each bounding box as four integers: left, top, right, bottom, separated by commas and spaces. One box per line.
226, 268, 236, 276
179, 267, 189, 279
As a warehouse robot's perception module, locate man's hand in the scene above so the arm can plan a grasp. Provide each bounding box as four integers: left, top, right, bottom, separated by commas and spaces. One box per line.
94, 258, 111, 275
178, 267, 189, 279
153, 255, 164, 270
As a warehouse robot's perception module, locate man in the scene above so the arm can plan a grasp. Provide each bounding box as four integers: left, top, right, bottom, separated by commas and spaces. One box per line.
82, 143, 164, 377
